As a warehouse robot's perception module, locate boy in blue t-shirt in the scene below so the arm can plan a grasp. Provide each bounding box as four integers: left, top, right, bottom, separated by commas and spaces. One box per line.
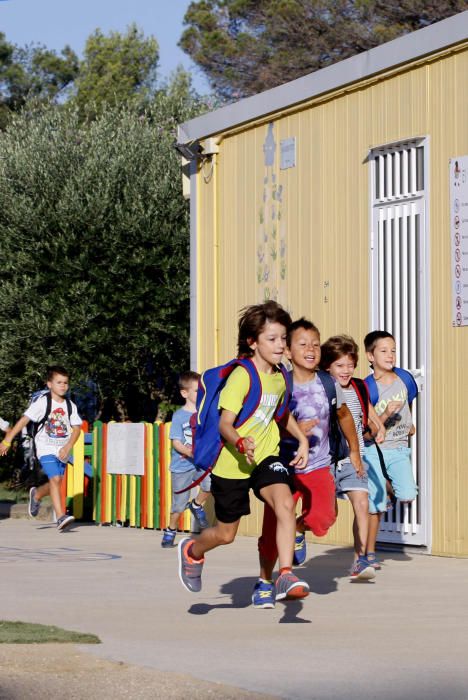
161, 371, 211, 548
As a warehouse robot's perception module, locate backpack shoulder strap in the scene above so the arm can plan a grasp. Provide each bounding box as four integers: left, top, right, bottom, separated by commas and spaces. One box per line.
235, 358, 262, 426
32, 391, 51, 436
350, 377, 369, 430
65, 397, 73, 421
274, 363, 291, 423
394, 367, 418, 404
364, 374, 379, 406
316, 369, 337, 413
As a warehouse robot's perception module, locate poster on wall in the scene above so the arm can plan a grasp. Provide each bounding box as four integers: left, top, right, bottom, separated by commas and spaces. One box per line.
107, 423, 145, 475
450, 156, 468, 326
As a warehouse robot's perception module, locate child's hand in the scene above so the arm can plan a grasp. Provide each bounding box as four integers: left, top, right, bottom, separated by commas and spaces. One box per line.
290, 438, 309, 470
409, 424, 416, 436
58, 446, 71, 463
385, 400, 403, 417
238, 436, 255, 464
375, 426, 386, 444
0, 440, 10, 456
349, 450, 365, 478
297, 419, 319, 437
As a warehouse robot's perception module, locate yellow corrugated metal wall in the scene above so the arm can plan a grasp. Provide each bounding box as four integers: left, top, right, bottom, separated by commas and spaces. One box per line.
195, 44, 468, 556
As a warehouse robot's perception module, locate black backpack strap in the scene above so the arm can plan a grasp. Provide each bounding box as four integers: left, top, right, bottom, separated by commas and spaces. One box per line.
350, 378, 369, 431
65, 397, 73, 422
33, 391, 51, 437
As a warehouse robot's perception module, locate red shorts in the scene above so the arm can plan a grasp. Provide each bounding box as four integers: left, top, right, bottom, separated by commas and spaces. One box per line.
258, 466, 337, 563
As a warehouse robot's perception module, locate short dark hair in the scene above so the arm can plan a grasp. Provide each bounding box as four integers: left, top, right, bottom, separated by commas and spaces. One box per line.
286, 317, 320, 347
320, 335, 359, 370
178, 371, 200, 391
364, 330, 395, 354
46, 365, 69, 381
237, 301, 292, 358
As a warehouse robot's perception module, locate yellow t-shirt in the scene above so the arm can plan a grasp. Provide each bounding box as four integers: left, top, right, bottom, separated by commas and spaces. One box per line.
212, 365, 286, 479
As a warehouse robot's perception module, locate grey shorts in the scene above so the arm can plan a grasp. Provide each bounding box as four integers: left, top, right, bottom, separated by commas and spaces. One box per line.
170, 470, 211, 514
334, 460, 368, 499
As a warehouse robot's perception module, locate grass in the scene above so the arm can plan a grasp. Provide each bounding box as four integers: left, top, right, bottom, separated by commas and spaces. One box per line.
0, 621, 100, 644
0, 482, 28, 503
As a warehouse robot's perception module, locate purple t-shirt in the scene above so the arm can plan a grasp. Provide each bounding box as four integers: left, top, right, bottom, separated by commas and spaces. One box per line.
284, 374, 344, 474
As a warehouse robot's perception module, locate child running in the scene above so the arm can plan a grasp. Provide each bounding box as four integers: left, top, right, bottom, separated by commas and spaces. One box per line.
161, 371, 211, 548
257, 319, 362, 583
177, 301, 310, 608
0, 366, 82, 531
363, 330, 418, 570
320, 334, 385, 580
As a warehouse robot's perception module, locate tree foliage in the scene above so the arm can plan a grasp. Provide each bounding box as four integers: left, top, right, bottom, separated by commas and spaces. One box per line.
74, 24, 159, 117
180, 0, 468, 99
0, 87, 207, 423
0, 32, 78, 127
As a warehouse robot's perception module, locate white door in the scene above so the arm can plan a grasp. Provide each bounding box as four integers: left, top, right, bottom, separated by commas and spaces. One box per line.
370, 139, 430, 547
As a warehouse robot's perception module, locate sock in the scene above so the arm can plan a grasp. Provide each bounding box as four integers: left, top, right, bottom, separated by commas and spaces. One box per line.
259, 578, 273, 584
166, 527, 176, 533
187, 543, 203, 562
192, 499, 202, 508
279, 567, 292, 576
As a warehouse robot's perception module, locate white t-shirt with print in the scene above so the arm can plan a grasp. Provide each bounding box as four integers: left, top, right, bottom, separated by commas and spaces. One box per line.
24, 395, 82, 459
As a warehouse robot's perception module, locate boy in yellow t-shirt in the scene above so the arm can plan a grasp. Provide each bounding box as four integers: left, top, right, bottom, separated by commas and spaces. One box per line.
177, 301, 310, 609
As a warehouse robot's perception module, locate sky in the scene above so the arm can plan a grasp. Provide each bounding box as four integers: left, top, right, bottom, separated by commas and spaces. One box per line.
0, 0, 210, 94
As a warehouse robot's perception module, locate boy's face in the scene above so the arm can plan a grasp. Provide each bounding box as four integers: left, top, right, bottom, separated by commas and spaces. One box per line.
249, 321, 287, 369
367, 337, 397, 373
286, 328, 321, 372
181, 379, 198, 406
47, 373, 69, 398
327, 354, 356, 387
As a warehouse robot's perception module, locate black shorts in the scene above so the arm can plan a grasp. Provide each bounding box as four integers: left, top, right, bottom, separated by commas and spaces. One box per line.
210, 456, 294, 524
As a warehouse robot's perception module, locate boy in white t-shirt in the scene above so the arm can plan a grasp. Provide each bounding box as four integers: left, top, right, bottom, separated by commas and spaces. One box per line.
0, 366, 82, 531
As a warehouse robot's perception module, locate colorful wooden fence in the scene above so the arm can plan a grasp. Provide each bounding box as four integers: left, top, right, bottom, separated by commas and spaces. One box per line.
67, 421, 191, 530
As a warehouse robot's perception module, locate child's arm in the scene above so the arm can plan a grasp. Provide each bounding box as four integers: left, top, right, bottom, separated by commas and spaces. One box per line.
283, 413, 309, 469
0, 415, 30, 456
337, 404, 365, 477
219, 409, 256, 464
172, 439, 193, 459
368, 404, 386, 443
58, 425, 82, 463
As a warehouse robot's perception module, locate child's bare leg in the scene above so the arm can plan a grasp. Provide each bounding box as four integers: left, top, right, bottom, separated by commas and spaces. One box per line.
259, 483, 295, 570
367, 512, 383, 554
168, 511, 183, 530
48, 476, 65, 519
347, 490, 369, 559
190, 520, 240, 560
194, 489, 210, 506
34, 482, 50, 502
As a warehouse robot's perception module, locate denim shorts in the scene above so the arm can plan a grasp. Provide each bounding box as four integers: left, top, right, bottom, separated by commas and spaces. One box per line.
39, 454, 67, 479
363, 445, 418, 514
170, 470, 211, 514
334, 459, 368, 499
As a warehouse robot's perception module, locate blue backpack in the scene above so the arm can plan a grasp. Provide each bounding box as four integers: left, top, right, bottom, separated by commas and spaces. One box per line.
175, 358, 291, 493
364, 367, 418, 407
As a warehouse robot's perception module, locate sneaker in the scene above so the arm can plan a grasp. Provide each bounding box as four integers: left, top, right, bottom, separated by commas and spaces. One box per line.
28, 487, 41, 518
188, 501, 209, 530
252, 579, 275, 609
178, 537, 204, 592
161, 528, 177, 548
56, 514, 75, 532
275, 571, 310, 601
350, 557, 376, 581
366, 553, 382, 570
293, 532, 307, 566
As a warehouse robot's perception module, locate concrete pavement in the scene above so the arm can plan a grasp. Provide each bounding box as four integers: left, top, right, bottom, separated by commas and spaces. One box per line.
1, 517, 467, 700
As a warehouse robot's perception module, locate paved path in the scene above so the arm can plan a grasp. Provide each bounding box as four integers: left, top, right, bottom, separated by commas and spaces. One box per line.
1, 518, 468, 700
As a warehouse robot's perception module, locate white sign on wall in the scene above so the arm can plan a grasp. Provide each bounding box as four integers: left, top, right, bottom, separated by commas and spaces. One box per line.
280, 137, 296, 169
450, 156, 468, 327
107, 423, 145, 475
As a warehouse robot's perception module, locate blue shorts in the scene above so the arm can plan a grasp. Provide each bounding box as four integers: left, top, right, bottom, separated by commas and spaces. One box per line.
363, 445, 418, 514
39, 454, 68, 479
334, 459, 368, 499
170, 470, 211, 514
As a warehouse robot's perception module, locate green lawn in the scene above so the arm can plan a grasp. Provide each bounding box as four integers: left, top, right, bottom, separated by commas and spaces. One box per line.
0, 621, 100, 644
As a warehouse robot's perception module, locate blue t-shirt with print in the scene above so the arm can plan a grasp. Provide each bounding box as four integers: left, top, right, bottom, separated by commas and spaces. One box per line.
169, 407, 195, 473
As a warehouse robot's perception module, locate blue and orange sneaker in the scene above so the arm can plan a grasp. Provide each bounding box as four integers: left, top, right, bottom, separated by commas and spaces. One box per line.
349, 557, 376, 581
366, 552, 382, 570
275, 571, 310, 601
